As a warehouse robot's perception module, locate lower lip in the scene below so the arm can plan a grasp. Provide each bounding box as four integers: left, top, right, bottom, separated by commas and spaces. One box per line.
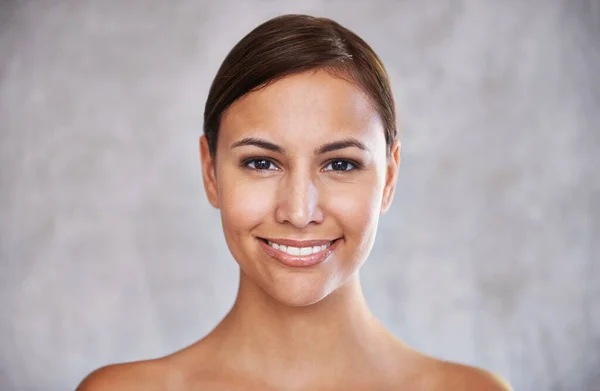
257, 239, 339, 268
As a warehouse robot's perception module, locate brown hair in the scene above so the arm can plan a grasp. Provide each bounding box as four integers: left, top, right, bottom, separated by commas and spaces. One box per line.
203, 14, 397, 157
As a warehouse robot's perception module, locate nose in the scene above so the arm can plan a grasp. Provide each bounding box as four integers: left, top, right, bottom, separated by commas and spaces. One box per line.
275, 170, 324, 228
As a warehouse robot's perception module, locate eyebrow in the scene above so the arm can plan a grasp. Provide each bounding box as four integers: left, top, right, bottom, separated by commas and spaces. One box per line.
231, 137, 285, 154
230, 137, 368, 155
315, 138, 368, 154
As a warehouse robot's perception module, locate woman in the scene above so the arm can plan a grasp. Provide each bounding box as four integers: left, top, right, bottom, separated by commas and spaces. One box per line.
78, 14, 511, 391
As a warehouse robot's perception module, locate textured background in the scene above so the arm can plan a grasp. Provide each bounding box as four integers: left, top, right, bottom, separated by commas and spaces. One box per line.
1, 1, 599, 390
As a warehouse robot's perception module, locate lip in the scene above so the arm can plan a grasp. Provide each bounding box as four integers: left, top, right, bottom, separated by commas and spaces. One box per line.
256, 237, 341, 268
260, 238, 335, 247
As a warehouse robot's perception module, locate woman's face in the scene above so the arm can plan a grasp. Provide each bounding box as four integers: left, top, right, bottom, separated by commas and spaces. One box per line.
200, 70, 400, 306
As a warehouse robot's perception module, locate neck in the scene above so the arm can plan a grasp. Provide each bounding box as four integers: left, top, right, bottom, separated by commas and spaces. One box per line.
201, 269, 403, 387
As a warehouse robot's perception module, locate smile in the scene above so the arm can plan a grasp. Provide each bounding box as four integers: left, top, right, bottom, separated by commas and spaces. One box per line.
256, 237, 340, 267
266, 240, 332, 256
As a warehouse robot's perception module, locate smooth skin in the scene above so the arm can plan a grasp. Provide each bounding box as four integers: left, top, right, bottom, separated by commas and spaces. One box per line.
77, 70, 512, 391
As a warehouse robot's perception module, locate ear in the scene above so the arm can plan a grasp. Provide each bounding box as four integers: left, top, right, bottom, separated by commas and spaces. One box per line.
199, 135, 220, 209
380, 140, 401, 214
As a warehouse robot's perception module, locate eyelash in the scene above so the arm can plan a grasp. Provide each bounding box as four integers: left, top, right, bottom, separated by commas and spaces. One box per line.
241, 157, 361, 172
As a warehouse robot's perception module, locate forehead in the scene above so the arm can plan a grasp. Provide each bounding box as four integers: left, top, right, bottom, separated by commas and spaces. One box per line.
219, 70, 384, 144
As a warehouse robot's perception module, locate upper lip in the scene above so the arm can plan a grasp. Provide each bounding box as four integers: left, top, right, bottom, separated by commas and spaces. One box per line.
259, 237, 339, 247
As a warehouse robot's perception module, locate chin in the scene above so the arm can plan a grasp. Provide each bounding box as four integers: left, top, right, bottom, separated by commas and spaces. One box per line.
263, 277, 334, 307
271, 292, 328, 307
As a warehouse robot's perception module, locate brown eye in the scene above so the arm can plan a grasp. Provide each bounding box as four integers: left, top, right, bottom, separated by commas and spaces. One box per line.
324, 160, 356, 172
247, 158, 278, 171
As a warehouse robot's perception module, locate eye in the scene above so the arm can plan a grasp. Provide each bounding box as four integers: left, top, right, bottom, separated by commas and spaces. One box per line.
246, 158, 279, 171
323, 159, 356, 172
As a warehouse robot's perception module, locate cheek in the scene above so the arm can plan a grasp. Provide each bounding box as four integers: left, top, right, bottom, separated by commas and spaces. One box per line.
326, 187, 376, 223
217, 165, 275, 233
322, 173, 385, 241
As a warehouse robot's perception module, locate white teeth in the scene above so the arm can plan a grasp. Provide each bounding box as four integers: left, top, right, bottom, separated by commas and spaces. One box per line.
300, 247, 312, 256
266, 240, 332, 256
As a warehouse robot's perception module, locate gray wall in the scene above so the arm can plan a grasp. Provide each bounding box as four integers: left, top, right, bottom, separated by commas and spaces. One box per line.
1, 1, 598, 390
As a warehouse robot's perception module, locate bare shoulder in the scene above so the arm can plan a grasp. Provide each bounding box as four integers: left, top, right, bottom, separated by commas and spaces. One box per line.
427, 360, 513, 391
391, 346, 511, 391
76, 358, 183, 391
